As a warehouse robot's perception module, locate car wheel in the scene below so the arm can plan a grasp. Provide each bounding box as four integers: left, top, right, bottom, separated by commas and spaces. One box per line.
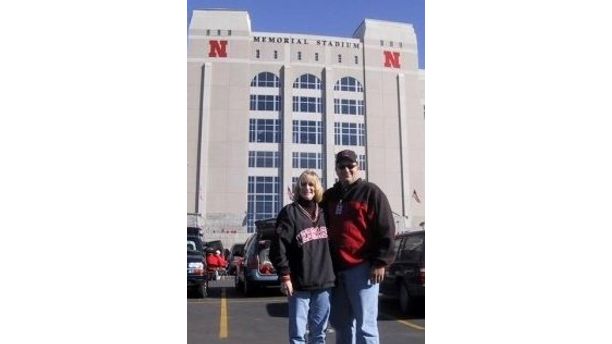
399, 284, 411, 314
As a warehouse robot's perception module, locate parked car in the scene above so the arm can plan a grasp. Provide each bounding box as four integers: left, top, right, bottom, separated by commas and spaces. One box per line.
235, 218, 279, 296
380, 230, 425, 314
187, 228, 207, 298
227, 243, 245, 275
204, 239, 224, 253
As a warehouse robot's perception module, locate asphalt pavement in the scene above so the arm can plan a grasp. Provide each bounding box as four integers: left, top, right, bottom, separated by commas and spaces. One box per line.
188, 278, 425, 344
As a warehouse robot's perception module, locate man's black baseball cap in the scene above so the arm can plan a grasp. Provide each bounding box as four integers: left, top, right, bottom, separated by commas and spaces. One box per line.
335, 150, 357, 165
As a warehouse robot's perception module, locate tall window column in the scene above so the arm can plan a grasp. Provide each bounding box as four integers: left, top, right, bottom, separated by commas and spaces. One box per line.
323, 67, 335, 188
280, 65, 293, 206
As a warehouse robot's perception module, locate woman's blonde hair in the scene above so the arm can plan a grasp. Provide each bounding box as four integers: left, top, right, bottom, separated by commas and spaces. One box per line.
292, 170, 323, 203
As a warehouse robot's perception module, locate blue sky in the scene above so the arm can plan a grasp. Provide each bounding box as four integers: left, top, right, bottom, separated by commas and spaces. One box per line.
187, 0, 425, 69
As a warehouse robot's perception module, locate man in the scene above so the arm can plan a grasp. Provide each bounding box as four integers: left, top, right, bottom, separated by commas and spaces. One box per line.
322, 150, 396, 344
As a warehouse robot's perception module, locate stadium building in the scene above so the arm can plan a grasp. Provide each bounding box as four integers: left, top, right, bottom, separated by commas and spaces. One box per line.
187, 9, 424, 245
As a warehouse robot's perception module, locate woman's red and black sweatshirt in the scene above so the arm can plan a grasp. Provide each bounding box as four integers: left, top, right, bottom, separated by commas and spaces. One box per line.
321, 178, 396, 271
269, 202, 336, 291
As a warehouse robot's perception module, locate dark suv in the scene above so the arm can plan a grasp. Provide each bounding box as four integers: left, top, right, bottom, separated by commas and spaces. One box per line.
187, 227, 207, 298
380, 230, 425, 314
235, 218, 279, 296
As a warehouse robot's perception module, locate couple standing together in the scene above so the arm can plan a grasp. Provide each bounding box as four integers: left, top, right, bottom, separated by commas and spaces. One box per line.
270, 149, 396, 344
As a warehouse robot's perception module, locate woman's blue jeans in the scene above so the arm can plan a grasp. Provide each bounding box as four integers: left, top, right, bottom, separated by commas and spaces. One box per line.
288, 288, 331, 344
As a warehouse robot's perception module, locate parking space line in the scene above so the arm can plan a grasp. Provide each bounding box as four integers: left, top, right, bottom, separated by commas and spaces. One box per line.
219, 288, 228, 338
189, 298, 287, 305
379, 311, 425, 331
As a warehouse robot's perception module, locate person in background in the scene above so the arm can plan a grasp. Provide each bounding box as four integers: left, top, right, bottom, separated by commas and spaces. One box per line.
214, 250, 228, 268
214, 250, 228, 279
205, 249, 218, 268
205, 249, 219, 280
321, 150, 396, 344
205, 249, 227, 280
270, 170, 335, 344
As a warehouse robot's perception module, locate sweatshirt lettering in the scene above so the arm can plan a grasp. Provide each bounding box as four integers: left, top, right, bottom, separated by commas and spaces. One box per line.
296, 226, 328, 247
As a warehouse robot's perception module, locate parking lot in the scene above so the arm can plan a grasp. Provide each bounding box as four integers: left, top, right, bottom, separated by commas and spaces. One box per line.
188, 278, 425, 344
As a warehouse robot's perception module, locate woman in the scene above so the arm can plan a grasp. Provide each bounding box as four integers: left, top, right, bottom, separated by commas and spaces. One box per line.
270, 170, 335, 344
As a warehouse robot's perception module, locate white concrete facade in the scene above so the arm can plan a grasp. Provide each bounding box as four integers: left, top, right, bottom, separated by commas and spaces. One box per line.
188, 10, 424, 246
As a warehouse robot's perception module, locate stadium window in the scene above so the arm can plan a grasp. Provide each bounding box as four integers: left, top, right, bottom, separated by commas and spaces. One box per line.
206, 29, 210, 36
380, 40, 384, 46
315, 52, 319, 61
250, 95, 281, 111
246, 176, 280, 233
228, 30, 232, 36
359, 154, 367, 171
292, 74, 321, 89
292, 120, 323, 144
333, 76, 364, 92
338, 54, 342, 63
292, 96, 322, 113
390, 41, 394, 47
256, 49, 260, 58
292, 152, 322, 169
354, 56, 358, 64
248, 151, 279, 168
334, 122, 365, 146
217, 29, 221, 36
298, 51, 302, 60
249, 119, 281, 143
274, 50, 278, 59
333, 99, 364, 115
250, 72, 280, 87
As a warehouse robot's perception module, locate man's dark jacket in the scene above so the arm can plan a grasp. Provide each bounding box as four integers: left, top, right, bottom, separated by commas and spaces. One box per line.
321, 178, 396, 271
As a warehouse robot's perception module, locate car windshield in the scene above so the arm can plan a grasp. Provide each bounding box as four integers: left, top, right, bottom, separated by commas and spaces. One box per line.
231, 244, 245, 256
397, 233, 424, 261
206, 240, 223, 252
187, 238, 204, 253
404, 235, 424, 251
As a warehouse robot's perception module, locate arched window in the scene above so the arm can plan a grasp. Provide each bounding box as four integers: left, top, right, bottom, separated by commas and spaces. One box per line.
292, 74, 321, 90
333, 76, 363, 92
250, 72, 280, 87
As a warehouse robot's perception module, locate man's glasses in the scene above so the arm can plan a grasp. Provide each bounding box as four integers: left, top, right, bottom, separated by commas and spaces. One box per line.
336, 163, 357, 170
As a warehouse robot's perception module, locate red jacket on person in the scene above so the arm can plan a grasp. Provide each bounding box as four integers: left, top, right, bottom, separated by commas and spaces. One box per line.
206, 254, 227, 268
215, 255, 227, 268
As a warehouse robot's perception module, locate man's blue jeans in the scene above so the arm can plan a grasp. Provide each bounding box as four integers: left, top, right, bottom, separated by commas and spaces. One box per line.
288, 288, 331, 344
330, 262, 380, 344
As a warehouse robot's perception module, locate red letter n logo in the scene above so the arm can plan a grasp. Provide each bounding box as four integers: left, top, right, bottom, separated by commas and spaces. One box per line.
208, 40, 228, 58
383, 51, 400, 68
